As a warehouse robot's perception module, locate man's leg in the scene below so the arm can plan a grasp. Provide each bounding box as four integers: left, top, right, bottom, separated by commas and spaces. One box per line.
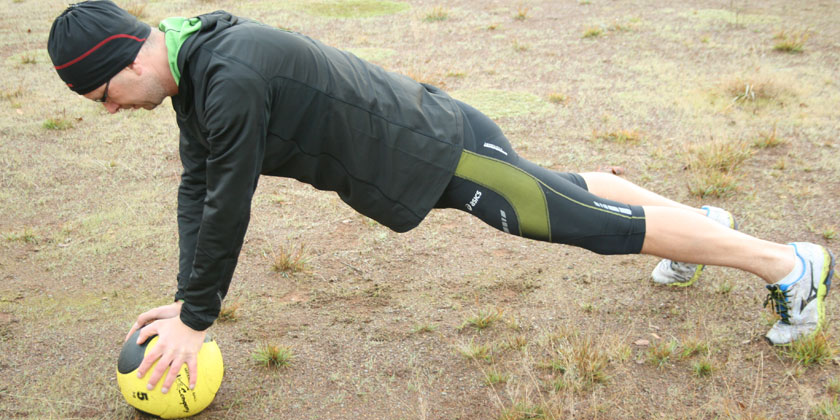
639, 205, 793, 283
580, 172, 737, 286
580, 172, 703, 214
444, 100, 834, 344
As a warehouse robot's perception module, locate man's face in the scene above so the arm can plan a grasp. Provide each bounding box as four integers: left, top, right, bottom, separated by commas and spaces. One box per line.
82, 66, 169, 114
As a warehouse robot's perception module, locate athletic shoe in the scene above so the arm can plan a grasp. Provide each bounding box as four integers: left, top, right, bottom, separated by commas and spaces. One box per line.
764, 242, 835, 345
651, 206, 737, 287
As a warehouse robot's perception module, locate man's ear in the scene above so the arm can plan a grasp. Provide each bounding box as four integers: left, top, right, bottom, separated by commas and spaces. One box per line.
126, 60, 142, 76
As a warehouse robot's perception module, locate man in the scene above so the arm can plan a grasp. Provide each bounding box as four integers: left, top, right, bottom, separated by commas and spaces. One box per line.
48, 1, 834, 396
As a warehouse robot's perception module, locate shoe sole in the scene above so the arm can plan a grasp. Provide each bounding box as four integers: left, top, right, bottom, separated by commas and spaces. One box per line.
667, 264, 704, 287
815, 247, 835, 336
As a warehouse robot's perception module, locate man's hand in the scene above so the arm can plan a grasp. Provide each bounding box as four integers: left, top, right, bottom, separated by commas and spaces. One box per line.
128, 303, 207, 394
124, 302, 183, 342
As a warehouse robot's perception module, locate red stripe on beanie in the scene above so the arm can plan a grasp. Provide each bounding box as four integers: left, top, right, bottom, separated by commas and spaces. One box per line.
54, 34, 147, 70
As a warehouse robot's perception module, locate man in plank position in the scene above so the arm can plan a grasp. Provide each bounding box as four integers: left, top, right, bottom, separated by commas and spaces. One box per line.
48, 0, 835, 395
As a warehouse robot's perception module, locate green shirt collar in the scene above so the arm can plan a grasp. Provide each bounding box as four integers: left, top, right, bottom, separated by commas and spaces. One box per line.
159, 17, 202, 86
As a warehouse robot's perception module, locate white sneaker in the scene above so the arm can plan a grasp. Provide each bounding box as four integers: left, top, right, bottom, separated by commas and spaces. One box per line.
764, 242, 835, 345
651, 206, 737, 287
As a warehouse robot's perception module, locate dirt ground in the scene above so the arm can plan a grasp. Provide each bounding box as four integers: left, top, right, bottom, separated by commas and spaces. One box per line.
1, 0, 839, 419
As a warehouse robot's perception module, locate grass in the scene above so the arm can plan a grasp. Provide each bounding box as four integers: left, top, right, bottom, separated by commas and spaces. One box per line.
456, 339, 492, 361
252, 343, 294, 368
217, 301, 240, 322
483, 369, 509, 386
411, 323, 437, 334
4, 227, 37, 243
43, 118, 73, 130
19, 54, 36, 65
716, 281, 733, 295
723, 73, 793, 110
812, 398, 840, 420
450, 88, 552, 119
303, 0, 410, 18
784, 333, 835, 366
647, 339, 678, 368
582, 27, 603, 38
827, 378, 840, 395
773, 30, 809, 53
269, 243, 310, 276
505, 334, 529, 351
752, 123, 785, 149
692, 358, 714, 377
512, 40, 530, 52
2, 86, 23, 101
123, 2, 147, 19
498, 401, 550, 420
543, 333, 610, 390
423, 6, 449, 22
514, 6, 529, 21
547, 92, 568, 104
592, 129, 643, 145
685, 138, 754, 198
680, 338, 710, 358
462, 307, 503, 330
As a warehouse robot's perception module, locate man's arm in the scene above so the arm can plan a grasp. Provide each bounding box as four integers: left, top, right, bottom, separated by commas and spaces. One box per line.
178, 69, 267, 331
175, 131, 207, 303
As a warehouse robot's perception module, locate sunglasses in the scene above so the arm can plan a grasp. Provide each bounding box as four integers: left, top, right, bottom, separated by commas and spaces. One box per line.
94, 79, 111, 103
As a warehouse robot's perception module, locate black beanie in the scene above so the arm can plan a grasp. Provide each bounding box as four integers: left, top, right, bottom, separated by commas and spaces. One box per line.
48, 1, 151, 95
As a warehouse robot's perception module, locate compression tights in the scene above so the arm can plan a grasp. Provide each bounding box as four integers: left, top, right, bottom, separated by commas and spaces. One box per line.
434, 101, 646, 255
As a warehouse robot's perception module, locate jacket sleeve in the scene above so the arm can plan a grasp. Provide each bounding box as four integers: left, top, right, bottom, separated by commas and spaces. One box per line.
174, 130, 207, 303
178, 72, 267, 331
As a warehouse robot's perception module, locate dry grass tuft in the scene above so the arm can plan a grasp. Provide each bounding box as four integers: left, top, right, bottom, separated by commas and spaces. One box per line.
773, 30, 809, 53
253, 343, 294, 368
592, 129, 643, 145
4, 227, 37, 243
483, 368, 509, 386
812, 398, 840, 420
498, 401, 550, 420
547, 92, 568, 104
752, 123, 786, 149
423, 6, 449, 22
784, 332, 836, 366
269, 243, 311, 276
42, 118, 73, 131
582, 27, 603, 38
647, 339, 678, 368
692, 358, 714, 377
723, 73, 794, 109
123, 1, 148, 19
684, 138, 754, 198
543, 332, 610, 391
462, 307, 503, 330
514, 5, 529, 21
456, 339, 492, 361
217, 301, 240, 322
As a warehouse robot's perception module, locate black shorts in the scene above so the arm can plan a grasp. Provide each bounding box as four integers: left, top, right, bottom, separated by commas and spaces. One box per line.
435, 101, 646, 255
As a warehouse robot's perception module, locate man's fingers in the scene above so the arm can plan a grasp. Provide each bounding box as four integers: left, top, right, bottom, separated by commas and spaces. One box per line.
146, 351, 173, 392
186, 358, 198, 390
136, 342, 162, 380
124, 322, 140, 342
161, 356, 186, 394
136, 321, 158, 345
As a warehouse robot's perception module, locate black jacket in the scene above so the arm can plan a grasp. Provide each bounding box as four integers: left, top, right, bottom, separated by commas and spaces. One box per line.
171, 12, 465, 330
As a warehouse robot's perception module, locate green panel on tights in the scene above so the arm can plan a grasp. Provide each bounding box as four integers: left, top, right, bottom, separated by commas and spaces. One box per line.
454, 151, 550, 240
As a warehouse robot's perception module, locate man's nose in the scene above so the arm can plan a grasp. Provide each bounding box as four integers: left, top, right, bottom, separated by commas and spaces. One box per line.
103, 102, 120, 114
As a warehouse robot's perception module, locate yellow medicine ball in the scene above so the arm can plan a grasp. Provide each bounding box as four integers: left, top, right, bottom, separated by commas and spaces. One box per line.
116, 328, 224, 419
